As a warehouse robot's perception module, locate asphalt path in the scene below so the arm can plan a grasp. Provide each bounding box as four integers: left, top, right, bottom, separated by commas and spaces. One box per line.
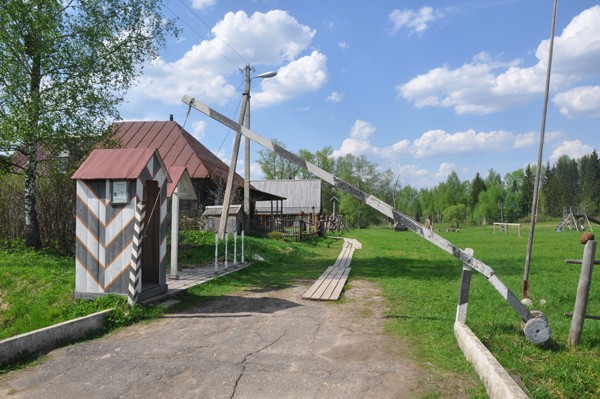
0, 280, 474, 398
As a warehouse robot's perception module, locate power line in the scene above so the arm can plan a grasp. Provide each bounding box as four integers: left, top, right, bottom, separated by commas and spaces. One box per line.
163, 3, 243, 71
175, 0, 250, 67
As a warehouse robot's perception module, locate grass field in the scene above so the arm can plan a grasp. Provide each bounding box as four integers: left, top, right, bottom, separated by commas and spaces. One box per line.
348, 222, 600, 399
1, 223, 599, 398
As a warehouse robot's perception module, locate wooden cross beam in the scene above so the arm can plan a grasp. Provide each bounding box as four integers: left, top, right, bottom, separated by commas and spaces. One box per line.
182, 95, 551, 344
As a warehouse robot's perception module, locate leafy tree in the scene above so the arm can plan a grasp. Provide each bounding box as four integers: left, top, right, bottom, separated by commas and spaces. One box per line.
0, 0, 177, 248
555, 155, 580, 212
543, 162, 560, 216
257, 139, 301, 179
443, 204, 467, 228
468, 172, 486, 212
579, 150, 600, 214
521, 165, 535, 217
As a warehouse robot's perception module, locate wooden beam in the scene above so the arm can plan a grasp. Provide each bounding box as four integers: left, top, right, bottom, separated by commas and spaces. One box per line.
182, 96, 548, 341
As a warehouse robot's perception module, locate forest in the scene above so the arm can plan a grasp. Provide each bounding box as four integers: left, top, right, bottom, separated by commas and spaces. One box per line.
258, 143, 600, 228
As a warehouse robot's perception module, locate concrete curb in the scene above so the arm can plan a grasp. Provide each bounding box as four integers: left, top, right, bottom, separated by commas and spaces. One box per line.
0, 309, 113, 367
454, 321, 529, 399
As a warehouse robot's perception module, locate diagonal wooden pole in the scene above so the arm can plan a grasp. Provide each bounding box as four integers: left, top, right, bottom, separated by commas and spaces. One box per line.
182, 95, 552, 344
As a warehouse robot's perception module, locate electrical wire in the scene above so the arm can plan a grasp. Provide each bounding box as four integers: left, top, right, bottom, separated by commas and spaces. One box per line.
163, 3, 243, 72
175, 0, 250, 67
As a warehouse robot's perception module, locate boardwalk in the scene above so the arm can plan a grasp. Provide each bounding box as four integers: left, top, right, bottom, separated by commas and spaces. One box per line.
302, 237, 361, 301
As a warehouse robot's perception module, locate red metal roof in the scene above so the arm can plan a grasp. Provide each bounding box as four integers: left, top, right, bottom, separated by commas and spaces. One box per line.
71, 148, 161, 180
112, 121, 242, 186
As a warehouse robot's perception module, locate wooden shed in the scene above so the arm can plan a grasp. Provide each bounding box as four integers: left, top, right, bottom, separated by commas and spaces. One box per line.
203, 205, 244, 233
71, 148, 171, 303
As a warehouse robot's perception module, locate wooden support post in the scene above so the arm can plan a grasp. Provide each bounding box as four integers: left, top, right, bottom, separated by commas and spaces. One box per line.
456, 248, 474, 323
569, 240, 596, 346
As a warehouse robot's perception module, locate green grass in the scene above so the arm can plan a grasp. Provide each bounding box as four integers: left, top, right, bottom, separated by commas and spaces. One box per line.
348, 223, 600, 399
2, 225, 600, 398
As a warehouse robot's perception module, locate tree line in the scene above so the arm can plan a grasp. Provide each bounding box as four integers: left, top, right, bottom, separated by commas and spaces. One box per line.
258, 144, 600, 228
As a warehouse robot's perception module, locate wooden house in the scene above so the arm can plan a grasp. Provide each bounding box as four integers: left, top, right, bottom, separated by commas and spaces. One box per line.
71, 148, 171, 303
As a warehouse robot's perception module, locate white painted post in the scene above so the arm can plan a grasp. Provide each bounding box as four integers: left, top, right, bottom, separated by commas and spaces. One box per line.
170, 186, 180, 279
225, 232, 229, 270
234, 231, 238, 266
456, 248, 474, 323
242, 230, 245, 263
214, 233, 219, 274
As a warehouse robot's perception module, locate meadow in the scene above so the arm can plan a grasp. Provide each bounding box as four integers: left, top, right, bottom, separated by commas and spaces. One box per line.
1, 223, 599, 398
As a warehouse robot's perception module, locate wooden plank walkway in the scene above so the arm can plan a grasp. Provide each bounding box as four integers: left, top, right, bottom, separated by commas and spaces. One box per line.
302, 238, 361, 301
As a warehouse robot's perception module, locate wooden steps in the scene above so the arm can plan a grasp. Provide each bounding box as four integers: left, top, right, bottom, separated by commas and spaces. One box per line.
302, 238, 361, 301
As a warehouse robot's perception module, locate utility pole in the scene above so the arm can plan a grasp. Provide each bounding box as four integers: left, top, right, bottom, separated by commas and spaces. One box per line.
523, 0, 558, 299
243, 74, 251, 230
218, 65, 250, 240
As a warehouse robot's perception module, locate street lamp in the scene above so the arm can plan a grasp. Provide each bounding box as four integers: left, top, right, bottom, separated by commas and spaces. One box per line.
218, 64, 277, 240
244, 68, 277, 232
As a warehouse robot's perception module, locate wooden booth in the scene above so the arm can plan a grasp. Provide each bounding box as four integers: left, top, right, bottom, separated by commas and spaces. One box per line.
72, 148, 171, 304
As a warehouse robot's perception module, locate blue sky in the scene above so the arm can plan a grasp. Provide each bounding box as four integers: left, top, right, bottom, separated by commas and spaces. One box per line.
119, 0, 600, 188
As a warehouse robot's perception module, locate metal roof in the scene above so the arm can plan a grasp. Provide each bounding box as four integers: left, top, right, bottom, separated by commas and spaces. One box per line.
252, 179, 321, 214
71, 148, 168, 180
112, 121, 244, 187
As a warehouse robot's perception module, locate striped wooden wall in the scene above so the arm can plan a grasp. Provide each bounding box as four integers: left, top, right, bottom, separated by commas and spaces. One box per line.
74, 154, 168, 299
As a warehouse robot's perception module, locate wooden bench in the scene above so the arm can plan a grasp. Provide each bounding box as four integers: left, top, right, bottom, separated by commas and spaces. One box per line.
302, 238, 361, 301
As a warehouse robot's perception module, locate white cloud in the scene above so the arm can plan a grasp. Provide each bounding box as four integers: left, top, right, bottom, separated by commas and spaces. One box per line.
332, 121, 534, 160
549, 140, 594, 163
190, 120, 206, 141
338, 41, 349, 49
435, 162, 458, 180
389, 7, 444, 35
127, 10, 321, 107
553, 86, 600, 118
411, 128, 533, 158
252, 51, 328, 108
191, 0, 215, 10
398, 6, 600, 114
327, 91, 344, 103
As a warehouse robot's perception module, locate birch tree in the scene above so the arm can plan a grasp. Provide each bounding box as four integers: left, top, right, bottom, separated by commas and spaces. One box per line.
0, 0, 176, 248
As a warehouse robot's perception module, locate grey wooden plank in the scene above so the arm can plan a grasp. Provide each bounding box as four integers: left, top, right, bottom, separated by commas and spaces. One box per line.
329, 267, 351, 300
302, 266, 336, 299
311, 265, 348, 299
321, 267, 350, 300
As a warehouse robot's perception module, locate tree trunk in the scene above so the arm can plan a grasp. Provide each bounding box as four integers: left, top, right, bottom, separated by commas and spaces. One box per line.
24, 148, 41, 249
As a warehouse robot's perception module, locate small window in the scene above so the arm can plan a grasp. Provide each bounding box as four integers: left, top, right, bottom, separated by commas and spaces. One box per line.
111, 180, 129, 204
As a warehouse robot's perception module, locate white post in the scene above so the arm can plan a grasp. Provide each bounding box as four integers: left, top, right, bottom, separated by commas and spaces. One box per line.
456, 248, 474, 323
225, 232, 229, 270
214, 233, 219, 274
170, 186, 180, 279
242, 230, 245, 263
234, 231, 238, 266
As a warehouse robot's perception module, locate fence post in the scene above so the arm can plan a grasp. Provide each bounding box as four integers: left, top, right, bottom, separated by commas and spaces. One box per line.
234, 231, 238, 266
225, 232, 229, 270
456, 248, 474, 323
241, 230, 245, 263
214, 233, 219, 274
569, 239, 596, 346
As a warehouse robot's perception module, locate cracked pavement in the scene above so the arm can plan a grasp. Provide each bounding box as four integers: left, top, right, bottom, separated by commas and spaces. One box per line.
0, 280, 474, 398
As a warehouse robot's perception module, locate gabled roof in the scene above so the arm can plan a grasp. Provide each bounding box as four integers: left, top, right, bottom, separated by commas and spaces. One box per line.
112, 121, 243, 186
71, 148, 169, 181
252, 179, 322, 214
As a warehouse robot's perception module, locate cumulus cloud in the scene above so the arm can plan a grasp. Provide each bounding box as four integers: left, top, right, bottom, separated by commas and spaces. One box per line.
326, 91, 344, 103
332, 121, 534, 159
128, 10, 324, 107
397, 5, 600, 114
389, 7, 444, 35
252, 51, 328, 108
190, 120, 206, 141
549, 140, 595, 163
553, 86, 600, 118
435, 162, 458, 180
